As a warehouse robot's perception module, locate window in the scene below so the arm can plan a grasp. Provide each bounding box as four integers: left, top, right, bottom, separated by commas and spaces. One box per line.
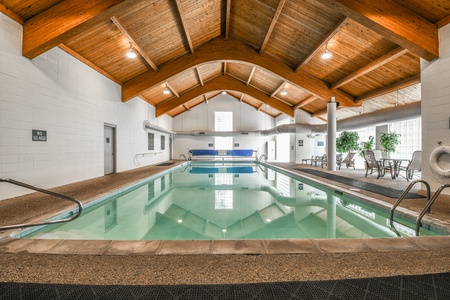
148, 133, 154, 150
161, 135, 165, 150
215, 111, 233, 149
389, 117, 421, 158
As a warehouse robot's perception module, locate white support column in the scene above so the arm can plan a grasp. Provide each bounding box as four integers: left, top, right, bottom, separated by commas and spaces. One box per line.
327, 97, 337, 171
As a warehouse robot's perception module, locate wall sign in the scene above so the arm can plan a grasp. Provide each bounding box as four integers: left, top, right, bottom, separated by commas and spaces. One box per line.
317, 141, 324, 146
298, 140, 303, 146
32, 130, 47, 142
208, 143, 213, 147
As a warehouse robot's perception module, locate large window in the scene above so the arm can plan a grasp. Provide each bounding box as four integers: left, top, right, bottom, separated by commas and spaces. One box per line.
215, 111, 233, 149
389, 117, 421, 158
148, 133, 154, 150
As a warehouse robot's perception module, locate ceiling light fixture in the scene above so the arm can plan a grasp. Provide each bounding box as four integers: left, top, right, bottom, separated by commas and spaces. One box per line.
221, 91, 227, 95
321, 44, 332, 59
163, 87, 170, 95
280, 85, 287, 96
126, 43, 136, 59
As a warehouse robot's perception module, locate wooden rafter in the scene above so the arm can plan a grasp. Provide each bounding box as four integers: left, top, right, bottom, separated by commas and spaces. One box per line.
166, 82, 180, 98
240, 94, 245, 102
258, 103, 265, 110
223, 62, 228, 74
259, 0, 286, 54
355, 75, 420, 104
175, 0, 194, 53
22, 0, 138, 58
294, 17, 348, 72
122, 37, 356, 107
317, 0, 438, 60
196, 68, 204, 86
58, 44, 122, 85
0, 3, 24, 24
156, 74, 293, 117
330, 47, 408, 89
247, 66, 256, 85
110, 16, 159, 72
271, 82, 285, 98
437, 15, 450, 29
183, 104, 190, 111
225, 0, 231, 39
293, 96, 317, 110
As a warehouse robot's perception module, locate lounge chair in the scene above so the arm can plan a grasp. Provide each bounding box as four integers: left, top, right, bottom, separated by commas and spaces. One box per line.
311, 154, 327, 167
364, 150, 394, 179
321, 153, 343, 168
337, 152, 356, 169
398, 150, 421, 181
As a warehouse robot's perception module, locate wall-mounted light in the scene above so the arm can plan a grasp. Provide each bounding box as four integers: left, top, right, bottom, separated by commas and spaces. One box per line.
126, 42, 136, 59
321, 44, 332, 59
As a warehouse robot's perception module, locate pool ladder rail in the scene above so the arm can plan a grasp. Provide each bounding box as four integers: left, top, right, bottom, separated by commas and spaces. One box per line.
390, 180, 450, 236
0, 178, 83, 231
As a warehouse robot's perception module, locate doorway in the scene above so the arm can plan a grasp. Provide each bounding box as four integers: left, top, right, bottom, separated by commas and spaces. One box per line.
104, 124, 116, 175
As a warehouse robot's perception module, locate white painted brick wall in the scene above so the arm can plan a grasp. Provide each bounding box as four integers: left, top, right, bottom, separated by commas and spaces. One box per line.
0, 14, 172, 200
421, 24, 450, 192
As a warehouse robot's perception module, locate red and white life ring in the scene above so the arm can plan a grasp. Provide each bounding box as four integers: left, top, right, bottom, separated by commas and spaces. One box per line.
429, 146, 450, 177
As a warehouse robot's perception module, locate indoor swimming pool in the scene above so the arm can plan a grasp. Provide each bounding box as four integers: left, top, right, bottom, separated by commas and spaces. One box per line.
20, 161, 447, 240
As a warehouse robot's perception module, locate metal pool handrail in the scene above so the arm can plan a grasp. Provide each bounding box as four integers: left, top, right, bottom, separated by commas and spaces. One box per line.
0, 178, 83, 231
415, 183, 450, 235
389, 180, 430, 231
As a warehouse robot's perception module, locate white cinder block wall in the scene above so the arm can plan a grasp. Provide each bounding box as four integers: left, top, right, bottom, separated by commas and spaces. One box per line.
421, 23, 450, 193
172, 94, 276, 159
0, 14, 172, 200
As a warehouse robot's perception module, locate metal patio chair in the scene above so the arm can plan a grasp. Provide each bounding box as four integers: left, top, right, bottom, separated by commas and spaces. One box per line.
364, 150, 394, 179
337, 152, 356, 169
398, 150, 422, 181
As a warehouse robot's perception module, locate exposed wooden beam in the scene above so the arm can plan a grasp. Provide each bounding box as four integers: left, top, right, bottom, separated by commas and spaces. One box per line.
271, 82, 285, 98
110, 16, 159, 72
355, 75, 420, 104
183, 104, 190, 111
294, 17, 348, 72
166, 82, 180, 98
257, 103, 265, 111
437, 15, 450, 29
293, 96, 318, 110
225, 0, 231, 39
139, 95, 156, 106
240, 94, 245, 102
22, 0, 140, 59
122, 37, 356, 107
0, 3, 24, 24
317, 0, 438, 60
259, 0, 286, 54
223, 62, 228, 74
330, 47, 409, 89
156, 74, 293, 117
174, 0, 194, 53
58, 44, 122, 85
247, 66, 256, 85
196, 68, 204, 86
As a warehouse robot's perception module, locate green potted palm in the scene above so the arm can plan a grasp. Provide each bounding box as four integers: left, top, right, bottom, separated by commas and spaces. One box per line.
336, 131, 360, 154
379, 131, 401, 157
359, 136, 374, 158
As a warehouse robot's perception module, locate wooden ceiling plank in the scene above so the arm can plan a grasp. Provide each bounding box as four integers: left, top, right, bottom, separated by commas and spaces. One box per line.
175, 0, 194, 53
156, 74, 294, 117
317, 0, 438, 60
293, 95, 317, 110
247, 66, 256, 85
0, 3, 24, 24
110, 16, 159, 72
122, 37, 356, 107
330, 47, 409, 89
259, 0, 286, 54
294, 17, 348, 72
196, 68, 204, 86
58, 44, 122, 85
166, 82, 180, 98
225, 0, 231, 39
22, 0, 139, 59
437, 15, 450, 29
271, 82, 285, 98
355, 75, 420, 104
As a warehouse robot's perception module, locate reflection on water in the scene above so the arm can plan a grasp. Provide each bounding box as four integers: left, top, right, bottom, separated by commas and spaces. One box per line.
27, 162, 442, 240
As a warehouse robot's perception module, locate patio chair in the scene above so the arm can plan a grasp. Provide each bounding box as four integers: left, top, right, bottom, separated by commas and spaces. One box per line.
337, 152, 356, 169
364, 150, 394, 179
311, 154, 326, 167
398, 150, 422, 181
321, 153, 343, 168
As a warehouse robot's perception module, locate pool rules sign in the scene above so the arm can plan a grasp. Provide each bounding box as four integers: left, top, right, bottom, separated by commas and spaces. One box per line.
32, 130, 47, 142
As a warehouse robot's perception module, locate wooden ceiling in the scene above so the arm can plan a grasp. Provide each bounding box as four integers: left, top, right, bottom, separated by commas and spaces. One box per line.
1, 0, 449, 121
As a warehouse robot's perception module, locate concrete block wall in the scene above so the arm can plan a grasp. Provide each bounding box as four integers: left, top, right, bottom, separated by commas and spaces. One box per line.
421, 24, 450, 192
0, 14, 172, 200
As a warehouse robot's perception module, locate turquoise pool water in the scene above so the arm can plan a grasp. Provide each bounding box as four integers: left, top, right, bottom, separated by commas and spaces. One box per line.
24, 162, 445, 240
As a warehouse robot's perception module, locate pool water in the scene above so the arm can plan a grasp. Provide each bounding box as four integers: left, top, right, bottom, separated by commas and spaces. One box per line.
25, 162, 443, 240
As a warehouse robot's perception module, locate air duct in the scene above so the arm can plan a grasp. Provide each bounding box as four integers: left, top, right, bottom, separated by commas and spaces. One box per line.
143, 120, 175, 135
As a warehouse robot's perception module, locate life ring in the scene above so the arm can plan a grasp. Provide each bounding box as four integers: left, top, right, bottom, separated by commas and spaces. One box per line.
429, 145, 450, 177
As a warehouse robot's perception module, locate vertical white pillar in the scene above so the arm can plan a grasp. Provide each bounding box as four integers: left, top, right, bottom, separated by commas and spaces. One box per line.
327, 97, 337, 171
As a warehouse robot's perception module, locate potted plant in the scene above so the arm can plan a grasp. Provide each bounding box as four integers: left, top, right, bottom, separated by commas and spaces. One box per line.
336, 131, 360, 154
379, 131, 401, 157
359, 136, 374, 157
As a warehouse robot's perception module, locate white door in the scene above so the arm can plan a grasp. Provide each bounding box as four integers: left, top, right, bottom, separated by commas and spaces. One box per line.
104, 125, 115, 175
267, 141, 276, 161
